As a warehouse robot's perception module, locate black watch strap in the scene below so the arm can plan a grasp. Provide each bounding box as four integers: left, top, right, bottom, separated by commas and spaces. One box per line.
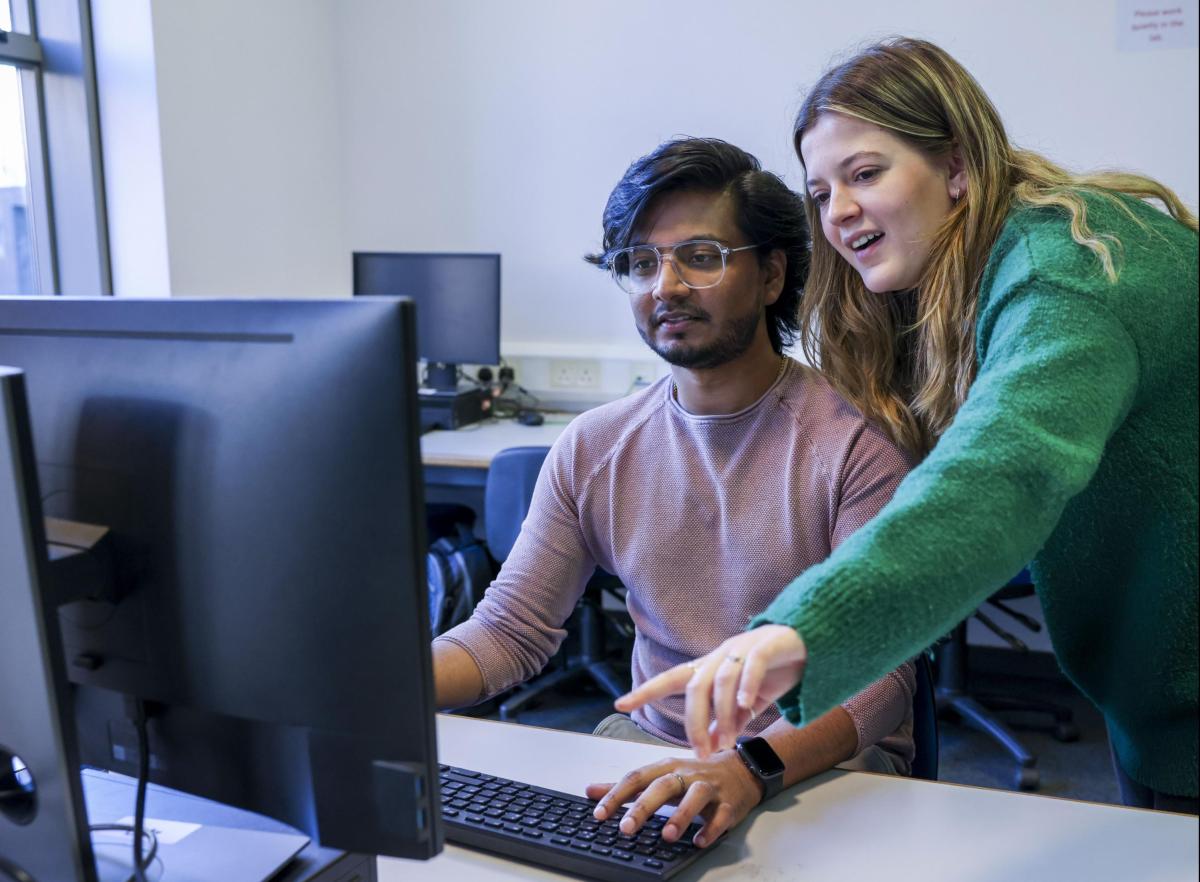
734, 736, 785, 801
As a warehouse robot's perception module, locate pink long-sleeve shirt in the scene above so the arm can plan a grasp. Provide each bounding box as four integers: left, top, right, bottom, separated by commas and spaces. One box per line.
437, 360, 916, 767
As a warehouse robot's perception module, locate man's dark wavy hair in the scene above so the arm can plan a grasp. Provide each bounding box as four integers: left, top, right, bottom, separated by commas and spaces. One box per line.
585, 137, 809, 355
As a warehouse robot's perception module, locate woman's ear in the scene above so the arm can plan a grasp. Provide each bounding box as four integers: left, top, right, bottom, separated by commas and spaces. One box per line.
947, 145, 968, 201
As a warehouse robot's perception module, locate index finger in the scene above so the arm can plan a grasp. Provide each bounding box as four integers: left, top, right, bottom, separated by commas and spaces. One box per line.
614, 662, 693, 713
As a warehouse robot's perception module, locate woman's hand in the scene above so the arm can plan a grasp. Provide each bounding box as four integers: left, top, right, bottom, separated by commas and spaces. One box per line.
585, 752, 763, 849
614, 625, 808, 757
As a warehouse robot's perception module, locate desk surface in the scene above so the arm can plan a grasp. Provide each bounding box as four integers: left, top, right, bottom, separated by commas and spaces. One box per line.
421, 416, 573, 469
380, 715, 1198, 882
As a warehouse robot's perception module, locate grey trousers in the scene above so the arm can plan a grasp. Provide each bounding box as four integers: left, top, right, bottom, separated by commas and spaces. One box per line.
592, 713, 903, 775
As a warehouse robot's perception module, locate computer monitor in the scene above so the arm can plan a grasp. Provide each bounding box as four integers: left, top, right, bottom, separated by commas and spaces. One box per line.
352, 252, 501, 391
0, 368, 97, 882
0, 297, 441, 865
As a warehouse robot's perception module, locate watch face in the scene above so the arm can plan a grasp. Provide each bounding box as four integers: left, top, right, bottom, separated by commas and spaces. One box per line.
739, 737, 785, 777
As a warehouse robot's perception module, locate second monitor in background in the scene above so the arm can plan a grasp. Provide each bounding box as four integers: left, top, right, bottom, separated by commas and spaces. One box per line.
352, 252, 501, 392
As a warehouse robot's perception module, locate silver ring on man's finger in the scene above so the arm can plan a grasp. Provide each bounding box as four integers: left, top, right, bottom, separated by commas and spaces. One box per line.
672, 772, 687, 795
726, 654, 744, 665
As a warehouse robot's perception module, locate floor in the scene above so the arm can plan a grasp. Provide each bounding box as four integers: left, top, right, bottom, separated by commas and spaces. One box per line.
468, 641, 1121, 806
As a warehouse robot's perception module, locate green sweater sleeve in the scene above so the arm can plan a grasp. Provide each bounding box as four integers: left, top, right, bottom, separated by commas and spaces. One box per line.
753, 244, 1140, 728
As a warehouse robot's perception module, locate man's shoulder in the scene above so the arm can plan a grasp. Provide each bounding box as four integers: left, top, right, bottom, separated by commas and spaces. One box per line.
555, 377, 670, 458
778, 361, 911, 465
778, 361, 868, 428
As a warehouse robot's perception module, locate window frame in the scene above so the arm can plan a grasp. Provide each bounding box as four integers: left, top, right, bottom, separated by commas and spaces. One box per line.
1, 0, 111, 296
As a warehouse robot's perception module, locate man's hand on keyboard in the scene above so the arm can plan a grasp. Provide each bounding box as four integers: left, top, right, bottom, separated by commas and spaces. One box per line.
585, 753, 762, 849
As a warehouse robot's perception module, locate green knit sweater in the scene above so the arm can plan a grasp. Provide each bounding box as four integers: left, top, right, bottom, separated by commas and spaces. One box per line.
755, 193, 1199, 797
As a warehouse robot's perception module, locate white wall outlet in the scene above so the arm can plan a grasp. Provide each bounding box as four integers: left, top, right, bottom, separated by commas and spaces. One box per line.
575, 361, 600, 389
549, 359, 602, 389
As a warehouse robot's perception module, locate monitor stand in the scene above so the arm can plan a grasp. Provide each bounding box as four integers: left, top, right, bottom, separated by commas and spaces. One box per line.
82, 770, 376, 882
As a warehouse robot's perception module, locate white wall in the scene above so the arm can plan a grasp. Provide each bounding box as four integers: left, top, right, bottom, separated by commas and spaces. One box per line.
100, 0, 1199, 380
126, 0, 348, 298
333, 0, 1198, 363
92, 0, 171, 297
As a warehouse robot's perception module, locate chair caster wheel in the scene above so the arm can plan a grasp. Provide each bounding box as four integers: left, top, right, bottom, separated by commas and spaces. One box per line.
1054, 722, 1079, 743
1016, 767, 1040, 791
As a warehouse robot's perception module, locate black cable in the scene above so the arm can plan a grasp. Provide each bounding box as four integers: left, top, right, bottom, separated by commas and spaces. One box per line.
130, 699, 151, 882
89, 824, 160, 873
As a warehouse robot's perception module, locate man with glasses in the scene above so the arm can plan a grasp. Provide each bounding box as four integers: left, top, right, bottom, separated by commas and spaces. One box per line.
433, 138, 915, 849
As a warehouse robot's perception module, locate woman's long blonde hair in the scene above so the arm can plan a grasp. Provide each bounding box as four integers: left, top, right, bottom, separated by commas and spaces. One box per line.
794, 38, 1198, 455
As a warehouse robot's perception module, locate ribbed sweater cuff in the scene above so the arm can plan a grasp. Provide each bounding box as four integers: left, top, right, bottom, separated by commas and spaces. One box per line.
750, 587, 842, 728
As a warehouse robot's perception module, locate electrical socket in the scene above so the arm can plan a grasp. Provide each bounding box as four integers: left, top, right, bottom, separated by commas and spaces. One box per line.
549, 359, 602, 389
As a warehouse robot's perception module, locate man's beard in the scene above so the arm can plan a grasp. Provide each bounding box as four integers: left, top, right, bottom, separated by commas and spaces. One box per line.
638, 308, 763, 370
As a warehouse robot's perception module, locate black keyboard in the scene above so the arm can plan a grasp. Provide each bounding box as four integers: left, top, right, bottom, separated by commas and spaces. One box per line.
439, 764, 711, 881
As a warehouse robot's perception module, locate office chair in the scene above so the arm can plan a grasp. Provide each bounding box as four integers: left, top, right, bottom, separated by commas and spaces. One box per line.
910, 651, 939, 781
934, 569, 1077, 791
482, 446, 630, 721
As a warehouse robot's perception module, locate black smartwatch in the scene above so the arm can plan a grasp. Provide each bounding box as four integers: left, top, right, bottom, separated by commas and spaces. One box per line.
734, 736, 786, 802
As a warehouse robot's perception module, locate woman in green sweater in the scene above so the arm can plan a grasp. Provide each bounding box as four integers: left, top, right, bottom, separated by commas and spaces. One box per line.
618, 37, 1198, 810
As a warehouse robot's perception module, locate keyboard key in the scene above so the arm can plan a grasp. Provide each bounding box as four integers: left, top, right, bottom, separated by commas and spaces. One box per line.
655, 848, 678, 861
443, 808, 459, 817
522, 828, 543, 839
452, 768, 479, 778
465, 814, 484, 824
592, 846, 611, 856
485, 818, 503, 828
644, 858, 665, 868
612, 850, 633, 861
550, 836, 570, 846
503, 823, 522, 833
570, 841, 591, 851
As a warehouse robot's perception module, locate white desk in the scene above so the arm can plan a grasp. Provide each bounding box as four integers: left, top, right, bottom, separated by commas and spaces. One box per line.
380, 715, 1198, 882
421, 416, 573, 469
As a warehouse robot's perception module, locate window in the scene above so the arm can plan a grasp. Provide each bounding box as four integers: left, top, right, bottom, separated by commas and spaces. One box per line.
1, 0, 109, 295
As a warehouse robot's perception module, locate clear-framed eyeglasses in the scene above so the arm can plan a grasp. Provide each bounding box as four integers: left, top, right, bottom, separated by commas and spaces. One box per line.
606, 239, 759, 295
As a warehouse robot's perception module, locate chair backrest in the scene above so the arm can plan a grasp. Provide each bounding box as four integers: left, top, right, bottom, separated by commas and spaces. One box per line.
910, 651, 940, 781
484, 445, 551, 562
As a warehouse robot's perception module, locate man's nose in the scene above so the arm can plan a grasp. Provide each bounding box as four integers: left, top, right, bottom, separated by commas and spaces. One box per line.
651, 256, 690, 300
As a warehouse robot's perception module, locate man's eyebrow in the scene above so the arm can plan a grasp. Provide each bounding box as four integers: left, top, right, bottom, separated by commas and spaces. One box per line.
806, 151, 886, 188
628, 233, 725, 247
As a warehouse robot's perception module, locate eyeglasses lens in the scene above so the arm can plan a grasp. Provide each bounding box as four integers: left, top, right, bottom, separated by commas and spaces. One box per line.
612, 241, 726, 293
